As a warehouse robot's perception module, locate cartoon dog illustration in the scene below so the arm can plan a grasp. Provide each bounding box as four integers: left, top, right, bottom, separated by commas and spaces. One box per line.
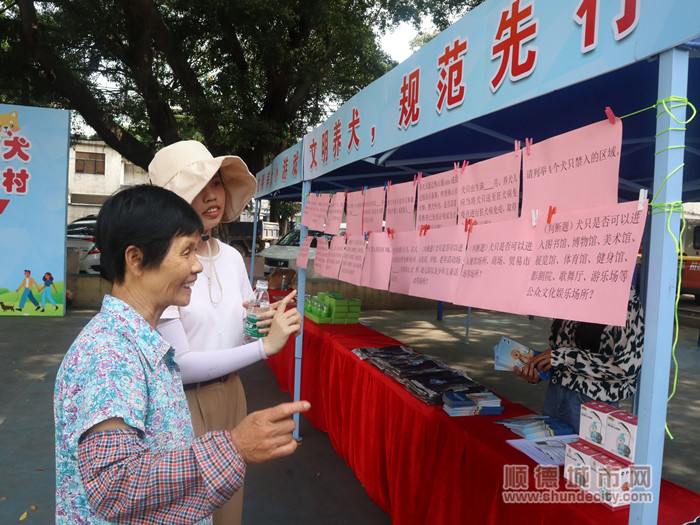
0, 301, 16, 312
511, 348, 534, 369
0, 110, 21, 138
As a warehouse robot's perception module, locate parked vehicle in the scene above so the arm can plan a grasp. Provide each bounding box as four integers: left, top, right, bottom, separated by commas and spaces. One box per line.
66, 215, 100, 274
259, 226, 344, 278
226, 220, 279, 256
680, 215, 700, 303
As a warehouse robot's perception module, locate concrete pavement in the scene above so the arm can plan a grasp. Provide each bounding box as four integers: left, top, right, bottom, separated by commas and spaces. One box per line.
1, 299, 699, 522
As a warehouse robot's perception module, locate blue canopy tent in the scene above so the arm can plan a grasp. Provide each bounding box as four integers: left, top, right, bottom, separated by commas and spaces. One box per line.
251, 2, 700, 522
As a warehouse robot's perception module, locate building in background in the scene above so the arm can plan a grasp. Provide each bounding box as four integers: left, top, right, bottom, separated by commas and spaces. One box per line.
67, 139, 269, 223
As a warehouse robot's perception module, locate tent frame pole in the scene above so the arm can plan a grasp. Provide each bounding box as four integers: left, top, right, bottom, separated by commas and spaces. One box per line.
630, 45, 689, 524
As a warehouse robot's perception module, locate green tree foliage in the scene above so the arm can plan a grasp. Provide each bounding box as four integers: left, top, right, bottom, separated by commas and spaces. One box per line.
2, 0, 483, 172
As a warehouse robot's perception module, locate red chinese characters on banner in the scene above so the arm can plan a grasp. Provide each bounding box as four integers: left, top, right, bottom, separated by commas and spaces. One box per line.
436, 37, 468, 114
322, 129, 329, 165
282, 157, 289, 181
399, 68, 421, 129
293, 150, 300, 178
333, 118, 342, 159
309, 137, 318, 171
347, 107, 360, 152
490, 0, 539, 93
574, 0, 639, 54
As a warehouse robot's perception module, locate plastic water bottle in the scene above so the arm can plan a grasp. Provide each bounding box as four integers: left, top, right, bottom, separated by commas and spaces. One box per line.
244, 280, 270, 343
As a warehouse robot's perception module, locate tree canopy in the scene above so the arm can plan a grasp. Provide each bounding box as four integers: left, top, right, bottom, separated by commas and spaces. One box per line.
1, 0, 482, 173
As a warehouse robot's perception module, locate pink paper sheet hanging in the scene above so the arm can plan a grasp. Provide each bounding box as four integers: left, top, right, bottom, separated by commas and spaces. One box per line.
295, 235, 314, 270
385, 180, 417, 233
389, 230, 420, 296
361, 231, 392, 291
338, 235, 367, 287
416, 169, 459, 229
345, 190, 364, 236
325, 192, 346, 235
458, 149, 521, 225
408, 224, 468, 302
300, 193, 331, 231
363, 186, 386, 235
521, 119, 622, 217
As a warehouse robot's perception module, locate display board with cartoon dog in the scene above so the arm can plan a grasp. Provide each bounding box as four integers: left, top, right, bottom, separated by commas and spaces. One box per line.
0, 104, 70, 316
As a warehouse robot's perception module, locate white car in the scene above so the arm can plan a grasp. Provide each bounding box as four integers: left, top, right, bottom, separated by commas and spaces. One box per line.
259, 227, 342, 278
66, 215, 101, 274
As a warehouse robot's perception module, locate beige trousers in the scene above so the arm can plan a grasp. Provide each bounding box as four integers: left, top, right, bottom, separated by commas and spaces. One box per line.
185, 373, 247, 525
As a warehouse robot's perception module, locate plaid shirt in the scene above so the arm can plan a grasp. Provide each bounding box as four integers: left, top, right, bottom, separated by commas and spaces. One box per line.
55, 295, 244, 524
78, 429, 244, 524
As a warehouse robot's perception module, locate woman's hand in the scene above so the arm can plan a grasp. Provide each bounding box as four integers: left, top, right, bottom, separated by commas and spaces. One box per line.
259, 291, 302, 357
531, 348, 552, 372
514, 348, 552, 384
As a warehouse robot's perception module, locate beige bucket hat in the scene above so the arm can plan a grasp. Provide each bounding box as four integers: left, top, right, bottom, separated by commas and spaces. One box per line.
149, 140, 256, 223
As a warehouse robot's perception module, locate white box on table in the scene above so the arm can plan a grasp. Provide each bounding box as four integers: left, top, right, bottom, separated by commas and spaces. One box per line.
592, 452, 631, 510
579, 401, 618, 450
564, 440, 600, 493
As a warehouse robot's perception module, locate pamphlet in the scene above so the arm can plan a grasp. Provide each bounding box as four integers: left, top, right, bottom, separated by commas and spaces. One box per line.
493, 336, 551, 381
507, 435, 580, 466
495, 414, 575, 439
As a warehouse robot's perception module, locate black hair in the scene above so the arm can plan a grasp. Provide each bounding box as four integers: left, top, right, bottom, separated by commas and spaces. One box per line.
96, 184, 203, 284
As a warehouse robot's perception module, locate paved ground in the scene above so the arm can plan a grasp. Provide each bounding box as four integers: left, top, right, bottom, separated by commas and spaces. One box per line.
1, 299, 698, 522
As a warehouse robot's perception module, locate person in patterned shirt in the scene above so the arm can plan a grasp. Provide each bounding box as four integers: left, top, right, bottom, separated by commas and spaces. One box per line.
54, 185, 309, 524
515, 287, 644, 433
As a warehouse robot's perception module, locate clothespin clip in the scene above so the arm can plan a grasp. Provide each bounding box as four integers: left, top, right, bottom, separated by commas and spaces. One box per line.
531, 209, 539, 227
420, 224, 430, 236
387, 227, 395, 239
638, 189, 648, 211
383, 181, 388, 191
464, 218, 476, 233
515, 140, 521, 155
414, 172, 423, 185
525, 138, 533, 156
345, 189, 349, 196
364, 232, 369, 241
460, 160, 468, 174
547, 206, 557, 224
605, 106, 617, 124
387, 180, 392, 190
453, 161, 459, 174
361, 186, 366, 195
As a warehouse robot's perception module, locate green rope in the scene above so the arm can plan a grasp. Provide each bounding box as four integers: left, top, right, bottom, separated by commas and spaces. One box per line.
649, 201, 685, 440
633, 95, 696, 440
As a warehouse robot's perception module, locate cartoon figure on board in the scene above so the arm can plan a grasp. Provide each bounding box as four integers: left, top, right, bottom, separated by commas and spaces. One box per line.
589, 420, 603, 444
39, 272, 59, 312
0, 110, 21, 139
15, 269, 40, 312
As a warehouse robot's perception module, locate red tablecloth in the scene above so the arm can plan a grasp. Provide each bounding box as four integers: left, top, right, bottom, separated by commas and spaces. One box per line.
266, 320, 700, 525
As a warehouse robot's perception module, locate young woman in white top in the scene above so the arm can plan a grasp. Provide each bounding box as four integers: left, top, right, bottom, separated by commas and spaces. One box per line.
150, 140, 302, 525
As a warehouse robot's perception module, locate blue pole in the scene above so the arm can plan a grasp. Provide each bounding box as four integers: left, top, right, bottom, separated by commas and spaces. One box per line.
630, 46, 688, 525
292, 180, 311, 441
437, 300, 444, 321
249, 199, 260, 288
464, 306, 471, 344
